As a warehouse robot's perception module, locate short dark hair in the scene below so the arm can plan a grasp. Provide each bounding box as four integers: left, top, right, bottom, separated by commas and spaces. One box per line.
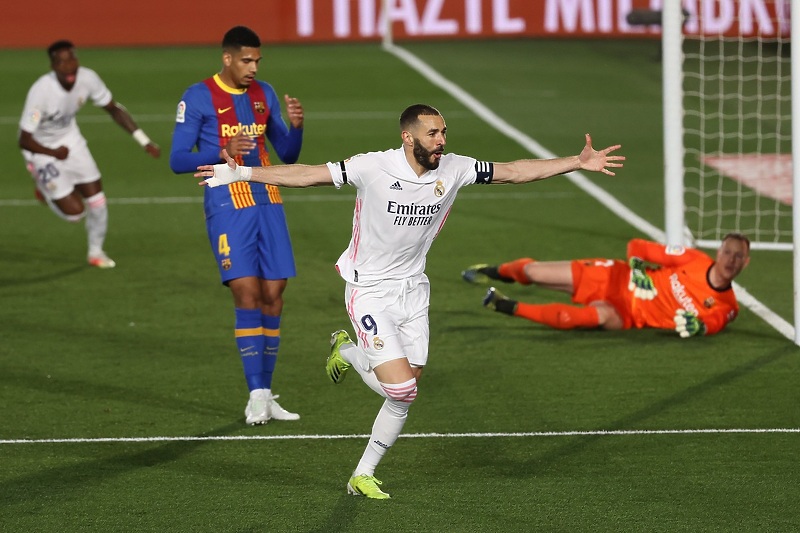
47, 40, 75, 59
722, 232, 751, 253
400, 104, 442, 130
222, 26, 261, 51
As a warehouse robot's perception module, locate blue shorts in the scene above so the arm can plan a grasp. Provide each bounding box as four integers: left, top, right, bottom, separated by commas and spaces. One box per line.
206, 204, 296, 284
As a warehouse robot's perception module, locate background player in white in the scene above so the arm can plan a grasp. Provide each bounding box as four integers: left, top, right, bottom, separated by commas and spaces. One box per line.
196, 103, 624, 499
18, 40, 161, 268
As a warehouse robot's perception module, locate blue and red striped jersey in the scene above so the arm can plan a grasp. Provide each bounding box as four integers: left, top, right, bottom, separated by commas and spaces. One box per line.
169, 74, 303, 214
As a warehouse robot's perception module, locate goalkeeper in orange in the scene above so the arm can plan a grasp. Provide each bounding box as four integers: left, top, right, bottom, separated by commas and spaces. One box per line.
462, 233, 750, 338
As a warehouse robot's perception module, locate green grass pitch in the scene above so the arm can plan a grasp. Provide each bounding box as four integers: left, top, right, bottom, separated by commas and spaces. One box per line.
0, 40, 798, 531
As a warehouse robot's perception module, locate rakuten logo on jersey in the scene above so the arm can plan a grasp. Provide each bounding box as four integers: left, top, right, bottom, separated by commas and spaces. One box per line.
221, 123, 266, 137
387, 200, 442, 226
670, 273, 700, 316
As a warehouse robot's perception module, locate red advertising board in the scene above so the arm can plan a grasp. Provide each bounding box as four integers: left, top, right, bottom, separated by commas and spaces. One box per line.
0, 0, 789, 49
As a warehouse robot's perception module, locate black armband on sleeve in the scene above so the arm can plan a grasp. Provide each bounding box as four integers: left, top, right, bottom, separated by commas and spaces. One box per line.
339, 161, 348, 184
474, 161, 494, 184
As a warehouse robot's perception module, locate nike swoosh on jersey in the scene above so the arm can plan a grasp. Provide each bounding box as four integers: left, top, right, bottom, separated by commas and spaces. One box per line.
217, 107, 232, 114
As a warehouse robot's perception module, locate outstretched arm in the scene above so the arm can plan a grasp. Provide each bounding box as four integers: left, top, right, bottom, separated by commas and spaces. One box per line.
627, 238, 703, 267
491, 134, 623, 184
195, 149, 332, 188
103, 101, 160, 158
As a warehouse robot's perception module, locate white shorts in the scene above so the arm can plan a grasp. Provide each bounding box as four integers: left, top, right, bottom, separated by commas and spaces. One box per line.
344, 274, 431, 369
24, 140, 101, 201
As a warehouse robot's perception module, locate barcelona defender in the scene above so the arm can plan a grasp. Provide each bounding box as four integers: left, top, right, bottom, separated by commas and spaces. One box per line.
169, 26, 304, 425
463, 234, 750, 338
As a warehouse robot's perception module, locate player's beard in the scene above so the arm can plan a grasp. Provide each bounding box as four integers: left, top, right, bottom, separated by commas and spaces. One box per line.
413, 138, 442, 170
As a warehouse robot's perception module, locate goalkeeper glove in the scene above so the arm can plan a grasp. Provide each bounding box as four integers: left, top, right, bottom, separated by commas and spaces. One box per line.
203, 163, 252, 188
628, 257, 657, 300
674, 310, 706, 338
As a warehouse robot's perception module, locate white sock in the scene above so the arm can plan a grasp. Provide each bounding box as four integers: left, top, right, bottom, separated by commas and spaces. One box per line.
354, 398, 410, 477
340, 343, 386, 397
84, 191, 108, 257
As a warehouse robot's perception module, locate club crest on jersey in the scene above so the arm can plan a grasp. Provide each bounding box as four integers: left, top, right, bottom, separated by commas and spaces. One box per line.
373, 337, 384, 350
253, 101, 266, 114
176, 101, 186, 123
221, 258, 232, 270
704, 297, 715, 308
434, 180, 445, 197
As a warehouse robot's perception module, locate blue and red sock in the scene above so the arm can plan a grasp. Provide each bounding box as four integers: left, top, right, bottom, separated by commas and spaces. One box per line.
235, 308, 265, 391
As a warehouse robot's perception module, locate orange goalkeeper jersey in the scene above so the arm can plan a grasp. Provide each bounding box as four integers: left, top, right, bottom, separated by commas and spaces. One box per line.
625, 239, 739, 334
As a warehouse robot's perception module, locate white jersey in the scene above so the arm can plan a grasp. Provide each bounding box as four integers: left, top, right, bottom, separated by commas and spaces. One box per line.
326, 147, 493, 284
19, 67, 112, 153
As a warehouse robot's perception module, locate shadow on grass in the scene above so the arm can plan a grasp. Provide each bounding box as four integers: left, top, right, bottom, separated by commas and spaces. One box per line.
0, 422, 242, 509
0, 264, 87, 288
497, 343, 798, 477
0, 367, 232, 418
306, 496, 364, 533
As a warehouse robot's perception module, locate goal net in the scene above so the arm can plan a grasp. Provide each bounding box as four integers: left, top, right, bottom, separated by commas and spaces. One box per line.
665, 0, 792, 251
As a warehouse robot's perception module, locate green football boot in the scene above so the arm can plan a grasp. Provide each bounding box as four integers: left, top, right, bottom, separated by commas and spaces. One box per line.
347, 474, 391, 499
327, 330, 353, 384
461, 264, 513, 284
482, 287, 518, 315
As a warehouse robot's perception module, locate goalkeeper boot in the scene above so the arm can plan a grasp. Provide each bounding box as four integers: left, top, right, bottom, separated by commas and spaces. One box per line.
461, 264, 514, 285
347, 474, 391, 499
482, 287, 518, 315
327, 330, 353, 384
87, 252, 116, 269
267, 393, 300, 421
245, 388, 270, 425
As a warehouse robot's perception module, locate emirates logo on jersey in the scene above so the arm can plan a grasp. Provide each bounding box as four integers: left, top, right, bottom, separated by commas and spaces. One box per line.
434, 180, 445, 197
704, 297, 715, 308
254, 101, 266, 113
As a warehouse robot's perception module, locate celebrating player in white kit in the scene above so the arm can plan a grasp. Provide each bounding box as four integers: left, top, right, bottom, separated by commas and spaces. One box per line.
18, 40, 160, 268
196, 103, 624, 499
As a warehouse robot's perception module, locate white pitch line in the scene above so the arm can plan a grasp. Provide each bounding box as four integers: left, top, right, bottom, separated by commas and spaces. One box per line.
382, 42, 795, 342
2, 427, 798, 445
0, 110, 476, 126
0, 191, 574, 208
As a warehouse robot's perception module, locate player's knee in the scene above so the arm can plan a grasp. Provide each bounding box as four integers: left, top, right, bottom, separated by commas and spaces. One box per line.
49, 196, 86, 222
381, 377, 418, 404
